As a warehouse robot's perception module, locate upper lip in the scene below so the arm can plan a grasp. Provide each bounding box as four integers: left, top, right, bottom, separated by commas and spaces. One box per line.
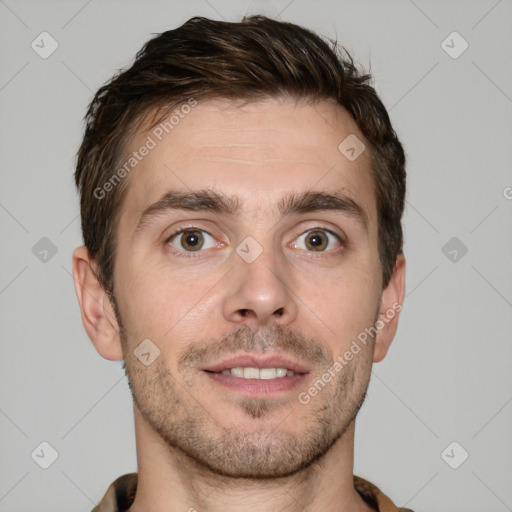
202, 354, 310, 374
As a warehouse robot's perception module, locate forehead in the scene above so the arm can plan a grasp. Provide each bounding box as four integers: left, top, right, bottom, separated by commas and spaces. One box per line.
118, 97, 376, 231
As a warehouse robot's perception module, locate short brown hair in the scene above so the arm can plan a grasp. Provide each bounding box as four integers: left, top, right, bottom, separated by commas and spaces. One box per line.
75, 15, 406, 295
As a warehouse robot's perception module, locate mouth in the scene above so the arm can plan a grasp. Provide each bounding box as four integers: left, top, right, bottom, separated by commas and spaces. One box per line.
201, 354, 310, 397
212, 367, 297, 379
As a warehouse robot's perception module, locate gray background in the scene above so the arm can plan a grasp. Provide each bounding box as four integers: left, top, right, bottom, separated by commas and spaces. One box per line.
1, 0, 511, 510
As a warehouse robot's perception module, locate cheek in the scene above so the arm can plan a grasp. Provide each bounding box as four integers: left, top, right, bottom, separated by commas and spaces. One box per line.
116, 259, 222, 345
296, 264, 380, 357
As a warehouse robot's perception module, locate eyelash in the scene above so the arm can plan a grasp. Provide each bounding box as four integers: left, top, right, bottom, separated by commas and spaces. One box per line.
164, 226, 345, 259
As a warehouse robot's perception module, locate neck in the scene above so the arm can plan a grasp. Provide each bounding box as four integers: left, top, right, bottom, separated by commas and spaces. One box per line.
128, 406, 375, 512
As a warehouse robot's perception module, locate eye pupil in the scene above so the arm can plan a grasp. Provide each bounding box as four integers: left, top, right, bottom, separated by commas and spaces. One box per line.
306, 230, 327, 251
181, 231, 203, 251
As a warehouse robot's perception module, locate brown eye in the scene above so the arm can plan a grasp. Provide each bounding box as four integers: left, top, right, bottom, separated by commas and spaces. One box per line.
292, 229, 342, 253
305, 230, 328, 251
167, 229, 217, 252
180, 230, 204, 251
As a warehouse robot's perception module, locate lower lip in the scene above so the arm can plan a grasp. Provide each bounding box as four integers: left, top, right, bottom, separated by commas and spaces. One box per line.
204, 371, 307, 397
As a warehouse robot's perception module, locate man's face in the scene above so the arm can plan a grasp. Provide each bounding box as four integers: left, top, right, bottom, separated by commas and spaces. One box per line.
112, 98, 385, 478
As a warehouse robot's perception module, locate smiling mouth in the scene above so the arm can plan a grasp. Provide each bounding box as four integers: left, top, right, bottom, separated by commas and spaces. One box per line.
205, 367, 301, 380
204, 370, 307, 397
201, 353, 311, 396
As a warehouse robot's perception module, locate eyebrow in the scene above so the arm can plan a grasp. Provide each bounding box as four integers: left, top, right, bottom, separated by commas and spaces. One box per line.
134, 188, 369, 237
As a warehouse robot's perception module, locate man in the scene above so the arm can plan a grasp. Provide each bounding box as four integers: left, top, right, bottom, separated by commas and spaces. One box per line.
72, 15, 411, 512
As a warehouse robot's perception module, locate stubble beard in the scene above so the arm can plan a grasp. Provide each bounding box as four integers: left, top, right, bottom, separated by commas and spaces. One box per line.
113, 298, 374, 479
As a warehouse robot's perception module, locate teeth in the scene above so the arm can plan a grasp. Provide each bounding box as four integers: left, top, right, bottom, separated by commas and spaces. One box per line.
259, 368, 276, 380
222, 367, 294, 379
243, 367, 259, 379
231, 367, 244, 378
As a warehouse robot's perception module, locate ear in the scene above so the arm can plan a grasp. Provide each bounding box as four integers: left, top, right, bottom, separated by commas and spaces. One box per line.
373, 253, 406, 363
72, 246, 123, 361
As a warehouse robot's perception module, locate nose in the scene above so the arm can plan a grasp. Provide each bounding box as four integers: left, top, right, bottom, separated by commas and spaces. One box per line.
222, 246, 298, 329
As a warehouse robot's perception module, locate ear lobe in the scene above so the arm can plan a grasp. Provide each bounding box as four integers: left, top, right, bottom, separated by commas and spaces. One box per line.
72, 246, 123, 361
373, 253, 406, 363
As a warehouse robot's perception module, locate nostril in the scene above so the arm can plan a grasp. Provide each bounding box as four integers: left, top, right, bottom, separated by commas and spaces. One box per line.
274, 307, 284, 316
